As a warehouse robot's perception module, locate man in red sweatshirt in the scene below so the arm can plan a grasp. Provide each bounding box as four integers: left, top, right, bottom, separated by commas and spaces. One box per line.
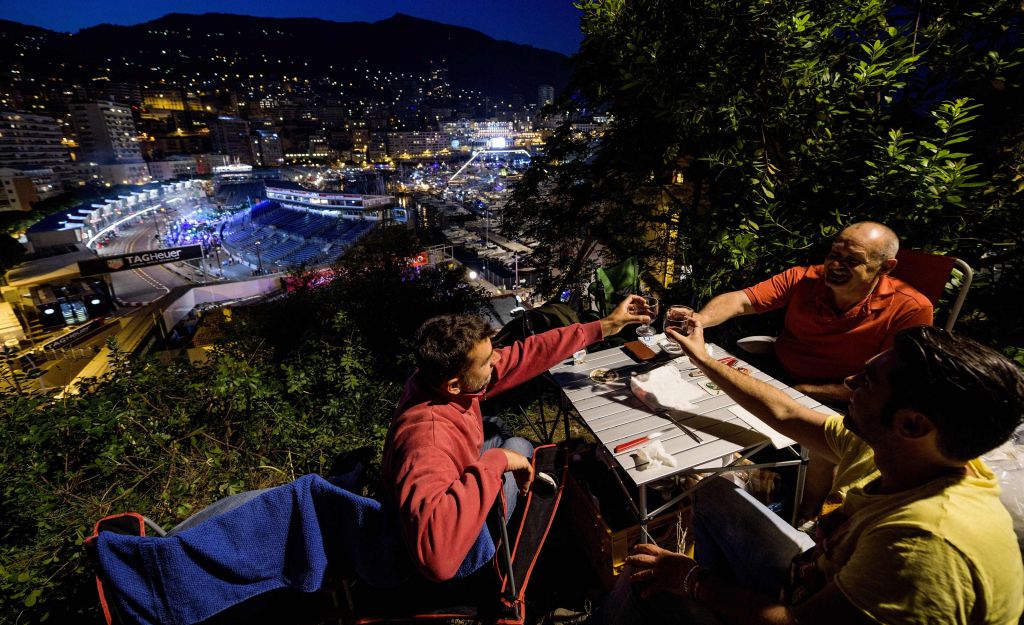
382, 295, 650, 582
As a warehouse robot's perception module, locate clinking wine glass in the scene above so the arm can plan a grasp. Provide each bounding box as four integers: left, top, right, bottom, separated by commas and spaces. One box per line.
662, 305, 694, 354
635, 296, 659, 343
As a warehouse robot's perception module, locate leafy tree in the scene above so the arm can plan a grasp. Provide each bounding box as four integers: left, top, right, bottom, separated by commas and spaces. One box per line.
505, 0, 1024, 348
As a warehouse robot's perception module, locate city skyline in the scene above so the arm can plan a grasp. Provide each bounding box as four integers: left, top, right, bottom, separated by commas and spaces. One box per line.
3, 0, 584, 56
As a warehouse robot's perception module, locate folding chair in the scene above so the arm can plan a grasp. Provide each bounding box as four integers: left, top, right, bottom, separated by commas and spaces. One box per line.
86, 514, 168, 625
341, 444, 568, 625
890, 248, 974, 332
85, 446, 567, 625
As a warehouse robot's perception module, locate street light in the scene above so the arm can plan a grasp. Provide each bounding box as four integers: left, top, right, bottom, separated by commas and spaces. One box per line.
212, 243, 223, 278
254, 240, 263, 275
151, 209, 161, 243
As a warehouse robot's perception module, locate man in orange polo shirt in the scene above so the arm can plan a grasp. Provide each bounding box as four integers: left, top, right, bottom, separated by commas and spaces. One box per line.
693, 222, 932, 405
694, 223, 933, 520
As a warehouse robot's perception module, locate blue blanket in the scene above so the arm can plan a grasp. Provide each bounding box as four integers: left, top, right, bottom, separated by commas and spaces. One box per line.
94, 474, 496, 625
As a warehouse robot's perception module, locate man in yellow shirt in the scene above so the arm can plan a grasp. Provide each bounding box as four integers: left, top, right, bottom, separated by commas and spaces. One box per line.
613, 324, 1023, 625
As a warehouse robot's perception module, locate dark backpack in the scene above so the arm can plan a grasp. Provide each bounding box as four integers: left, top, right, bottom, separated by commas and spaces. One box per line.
491, 301, 581, 348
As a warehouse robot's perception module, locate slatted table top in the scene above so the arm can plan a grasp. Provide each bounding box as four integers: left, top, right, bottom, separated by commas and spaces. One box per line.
549, 337, 824, 487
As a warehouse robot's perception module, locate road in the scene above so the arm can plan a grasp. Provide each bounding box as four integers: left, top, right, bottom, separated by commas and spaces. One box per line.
102, 209, 207, 304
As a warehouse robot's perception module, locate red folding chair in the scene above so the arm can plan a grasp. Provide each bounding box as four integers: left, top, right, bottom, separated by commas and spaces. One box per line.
339, 443, 568, 625
890, 248, 974, 332
87, 445, 568, 625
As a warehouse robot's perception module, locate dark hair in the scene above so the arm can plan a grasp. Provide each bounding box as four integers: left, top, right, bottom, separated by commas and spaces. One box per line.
415, 314, 493, 386
888, 326, 1024, 461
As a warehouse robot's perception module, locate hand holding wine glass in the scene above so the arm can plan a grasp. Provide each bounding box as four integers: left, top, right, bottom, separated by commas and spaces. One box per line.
634, 296, 660, 343
661, 305, 694, 354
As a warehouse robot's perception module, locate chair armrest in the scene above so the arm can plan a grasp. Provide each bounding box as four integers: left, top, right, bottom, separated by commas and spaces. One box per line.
735, 335, 777, 355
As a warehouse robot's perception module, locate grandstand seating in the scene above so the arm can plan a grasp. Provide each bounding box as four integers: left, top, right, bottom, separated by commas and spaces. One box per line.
220, 201, 375, 270
215, 182, 266, 208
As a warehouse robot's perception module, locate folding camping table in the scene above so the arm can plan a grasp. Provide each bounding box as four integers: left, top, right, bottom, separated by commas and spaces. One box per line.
549, 337, 819, 540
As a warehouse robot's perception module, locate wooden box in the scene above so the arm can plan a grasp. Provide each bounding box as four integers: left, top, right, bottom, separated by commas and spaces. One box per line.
565, 472, 686, 590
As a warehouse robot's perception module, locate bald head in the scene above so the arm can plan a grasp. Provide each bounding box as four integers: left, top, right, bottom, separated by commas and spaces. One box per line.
837, 222, 899, 263
823, 222, 900, 297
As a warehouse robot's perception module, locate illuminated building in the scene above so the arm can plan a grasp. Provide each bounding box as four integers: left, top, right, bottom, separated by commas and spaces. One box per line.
208, 116, 254, 165
0, 109, 72, 200
250, 130, 284, 167
70, 100, 144, 164
385, 131, 449, 159
537, 84, 555, 107
148, 156, 198, 181
265, 181, 398, 222
0, 168, 39, 212
142, 88, 187, 112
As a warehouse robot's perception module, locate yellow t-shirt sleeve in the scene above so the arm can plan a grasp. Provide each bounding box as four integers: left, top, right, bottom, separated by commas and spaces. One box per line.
824, 415, 879, 493
835, 527, 976, 625
823, 414, 858, 458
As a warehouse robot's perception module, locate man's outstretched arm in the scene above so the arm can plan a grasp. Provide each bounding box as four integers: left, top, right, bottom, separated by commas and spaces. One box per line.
666, 322, 838, 462
488, 294, 650, 396
599, 293, 652, 338
793, 381, 852, 405
693, 290, 756, 328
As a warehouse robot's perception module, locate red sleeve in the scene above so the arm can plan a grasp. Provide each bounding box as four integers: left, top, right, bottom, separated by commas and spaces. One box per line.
743, 266, 808, 313
486, 321, 604, 397
390, 423, 508, 581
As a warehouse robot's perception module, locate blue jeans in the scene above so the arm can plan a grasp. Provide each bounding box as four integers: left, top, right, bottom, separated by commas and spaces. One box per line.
481, 415, 534, 522
601, 476, 815, 625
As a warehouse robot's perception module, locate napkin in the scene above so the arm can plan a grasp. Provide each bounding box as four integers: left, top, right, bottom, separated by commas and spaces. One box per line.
630, 365, 704, 413
632, 440, 678, 471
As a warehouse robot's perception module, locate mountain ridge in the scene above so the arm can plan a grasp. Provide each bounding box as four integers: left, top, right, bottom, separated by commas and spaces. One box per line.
0, 13, 569, 100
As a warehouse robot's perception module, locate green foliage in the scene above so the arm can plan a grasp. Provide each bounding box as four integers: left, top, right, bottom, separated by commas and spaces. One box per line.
508, 0, 1024, 348
0, 227, 488, 623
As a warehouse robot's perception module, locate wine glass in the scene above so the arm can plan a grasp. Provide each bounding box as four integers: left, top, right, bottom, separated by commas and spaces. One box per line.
635, 296, 659, 343
661, 305, 694, 354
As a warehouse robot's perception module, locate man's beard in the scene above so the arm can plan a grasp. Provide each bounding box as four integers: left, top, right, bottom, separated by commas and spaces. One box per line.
466, 372, 492, 394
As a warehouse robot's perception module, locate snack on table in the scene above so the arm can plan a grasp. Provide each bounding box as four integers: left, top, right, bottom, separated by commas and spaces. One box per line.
590, 368, 620, 384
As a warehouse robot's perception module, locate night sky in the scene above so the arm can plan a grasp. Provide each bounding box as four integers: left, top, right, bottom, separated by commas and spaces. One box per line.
3, 0, 584, 56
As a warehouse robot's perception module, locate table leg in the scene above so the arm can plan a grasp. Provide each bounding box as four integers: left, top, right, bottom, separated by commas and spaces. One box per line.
791, 445, 809, 526
561, 400, 571, 442
638, 485, 649, 544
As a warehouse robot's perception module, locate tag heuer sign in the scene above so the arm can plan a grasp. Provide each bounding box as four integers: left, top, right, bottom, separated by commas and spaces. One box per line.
78, 244, 204, 277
